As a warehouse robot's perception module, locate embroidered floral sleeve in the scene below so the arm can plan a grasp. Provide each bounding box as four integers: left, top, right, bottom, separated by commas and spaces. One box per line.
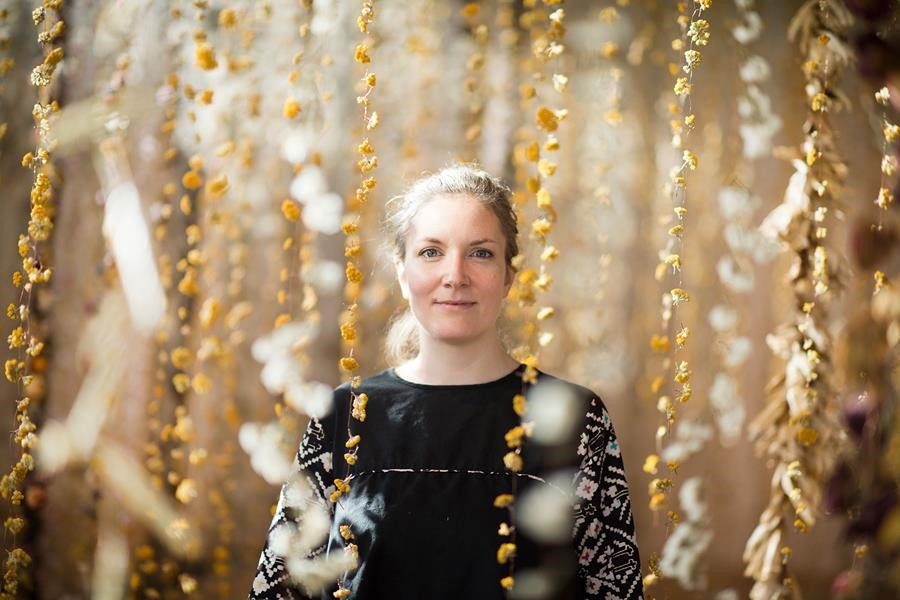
572, 396, 643, 599
249, 416, 335, 600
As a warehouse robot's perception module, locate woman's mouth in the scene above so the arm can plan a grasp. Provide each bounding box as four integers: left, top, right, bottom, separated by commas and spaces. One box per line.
435, 301, 476, 308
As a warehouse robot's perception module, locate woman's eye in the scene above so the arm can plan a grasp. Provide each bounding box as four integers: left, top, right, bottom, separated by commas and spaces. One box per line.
420, 248, 439, 258
472, 248, 493, 258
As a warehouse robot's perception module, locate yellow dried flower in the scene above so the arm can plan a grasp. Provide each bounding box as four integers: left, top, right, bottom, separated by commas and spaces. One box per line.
505, 426, 525, 449
195, 43, 218, 70
345, 435, 361, 449
674, 77, 691, 96
7, 327, 24, 349
552, 73, 568, 93
600, 41, 619, 59
811, 91, 828, 112
172, 373, 191, 394
675, 327, 690, 348
366, 111, 379, 130
882, 155, 897, 176
643, 454, 660, 474
192, 372, 212, 394
875, 187, 894, 210
281, 199, 301, 222
668, 224, 684, 236
352, 393, 368, 421
883, 122, 899, 142
503, 451, 523, 472
536, 188, 552, 209
683, 49, 701, 73
675, 382, 692, 403
340, 322, 357, 341
4, 359, 24, 382
497, 543, 516, 564
182, 170, 203, 190
333, 588, 351, 599
537, 159, 557, 178
674, 360, 691, 383
797, 427, 818, 446
340, 356, 360, 372
339, 524, 355, 540
512, 394, 527, 417
874, 271, 886, 295
205, 174, 229, 198
343, 452, 357, 465
599, 7, 618, 22
536, 306, 555, 320
170, 347, 192, 370
535, 106, 559, 132
525, 142, 540, 162
695, 0, 712, 9
687, 19, 710, 46
650, 335, 670, 353
493, 493, 514, 508
682, 150, 697, 170
540, 246, 559, 261
219, 8, 237, 28
346, 262, 363, 283
283, 97, 301, 119
354, 44, 371, 64
531, 218, 552, 237
670, 288, 690, 305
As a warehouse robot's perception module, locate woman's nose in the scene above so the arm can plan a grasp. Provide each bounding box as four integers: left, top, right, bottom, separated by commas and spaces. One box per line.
442, 253, 469, 287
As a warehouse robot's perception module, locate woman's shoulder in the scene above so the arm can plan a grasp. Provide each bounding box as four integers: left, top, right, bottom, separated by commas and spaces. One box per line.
532, 368, 607, 407
333, 367, 397, 394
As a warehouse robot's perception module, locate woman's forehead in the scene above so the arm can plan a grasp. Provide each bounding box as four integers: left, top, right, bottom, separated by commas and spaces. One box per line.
408, 194, 501, 237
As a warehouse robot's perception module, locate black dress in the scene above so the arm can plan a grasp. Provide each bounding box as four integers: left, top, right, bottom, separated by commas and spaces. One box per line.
249, 364, 642, 599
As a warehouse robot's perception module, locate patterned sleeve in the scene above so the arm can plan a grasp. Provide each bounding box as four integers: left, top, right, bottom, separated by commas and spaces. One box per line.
249, 416, 335, 600
571, 396, 643, 599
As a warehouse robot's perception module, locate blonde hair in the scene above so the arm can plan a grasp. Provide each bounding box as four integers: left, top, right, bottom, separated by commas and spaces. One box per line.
382, 164, 519, 366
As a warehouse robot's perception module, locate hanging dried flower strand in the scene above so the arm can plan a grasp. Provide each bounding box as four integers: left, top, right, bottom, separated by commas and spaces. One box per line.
330, 3, 378, 598
644, 0, 712, 593
745, 2, 853, 599
2, 2, 65, 596
459, 2, 489, 161
495, 0, 568, 592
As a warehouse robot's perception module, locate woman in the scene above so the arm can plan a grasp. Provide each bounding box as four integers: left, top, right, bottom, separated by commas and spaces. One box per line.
249, 165, 642, 599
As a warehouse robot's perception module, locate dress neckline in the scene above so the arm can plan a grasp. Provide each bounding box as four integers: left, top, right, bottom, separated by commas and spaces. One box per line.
386, 363, 526, 390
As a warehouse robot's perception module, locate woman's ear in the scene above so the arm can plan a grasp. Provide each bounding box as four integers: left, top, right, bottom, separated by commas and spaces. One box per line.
394, 256, 409, 301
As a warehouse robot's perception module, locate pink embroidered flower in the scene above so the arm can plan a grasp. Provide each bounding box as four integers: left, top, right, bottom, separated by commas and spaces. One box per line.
576, 477, 599, 500
585, 576, 601, 594
579, 546, 596, 566
586, 518, 600, 538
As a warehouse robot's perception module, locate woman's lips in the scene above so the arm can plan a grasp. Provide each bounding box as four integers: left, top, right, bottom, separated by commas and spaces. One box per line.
435, 301, 476, 308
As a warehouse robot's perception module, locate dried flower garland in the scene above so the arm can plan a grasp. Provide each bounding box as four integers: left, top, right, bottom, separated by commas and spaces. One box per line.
745, 1, 853, 598
2, 1, 65, 596
460, 2, 489, 161
328, 2, 379, 597
644, 0, 713, 593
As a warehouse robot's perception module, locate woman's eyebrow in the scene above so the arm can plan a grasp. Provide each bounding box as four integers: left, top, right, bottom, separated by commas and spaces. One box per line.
418, 237, 498, 245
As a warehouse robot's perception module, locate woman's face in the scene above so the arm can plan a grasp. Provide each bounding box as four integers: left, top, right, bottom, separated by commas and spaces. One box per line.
395, 193, 513, 347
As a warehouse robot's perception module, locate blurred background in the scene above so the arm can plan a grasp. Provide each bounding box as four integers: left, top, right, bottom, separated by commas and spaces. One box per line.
1, 0, 899, 598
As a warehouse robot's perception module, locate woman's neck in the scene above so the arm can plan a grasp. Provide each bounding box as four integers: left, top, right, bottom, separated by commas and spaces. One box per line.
395, 336, 519, 386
